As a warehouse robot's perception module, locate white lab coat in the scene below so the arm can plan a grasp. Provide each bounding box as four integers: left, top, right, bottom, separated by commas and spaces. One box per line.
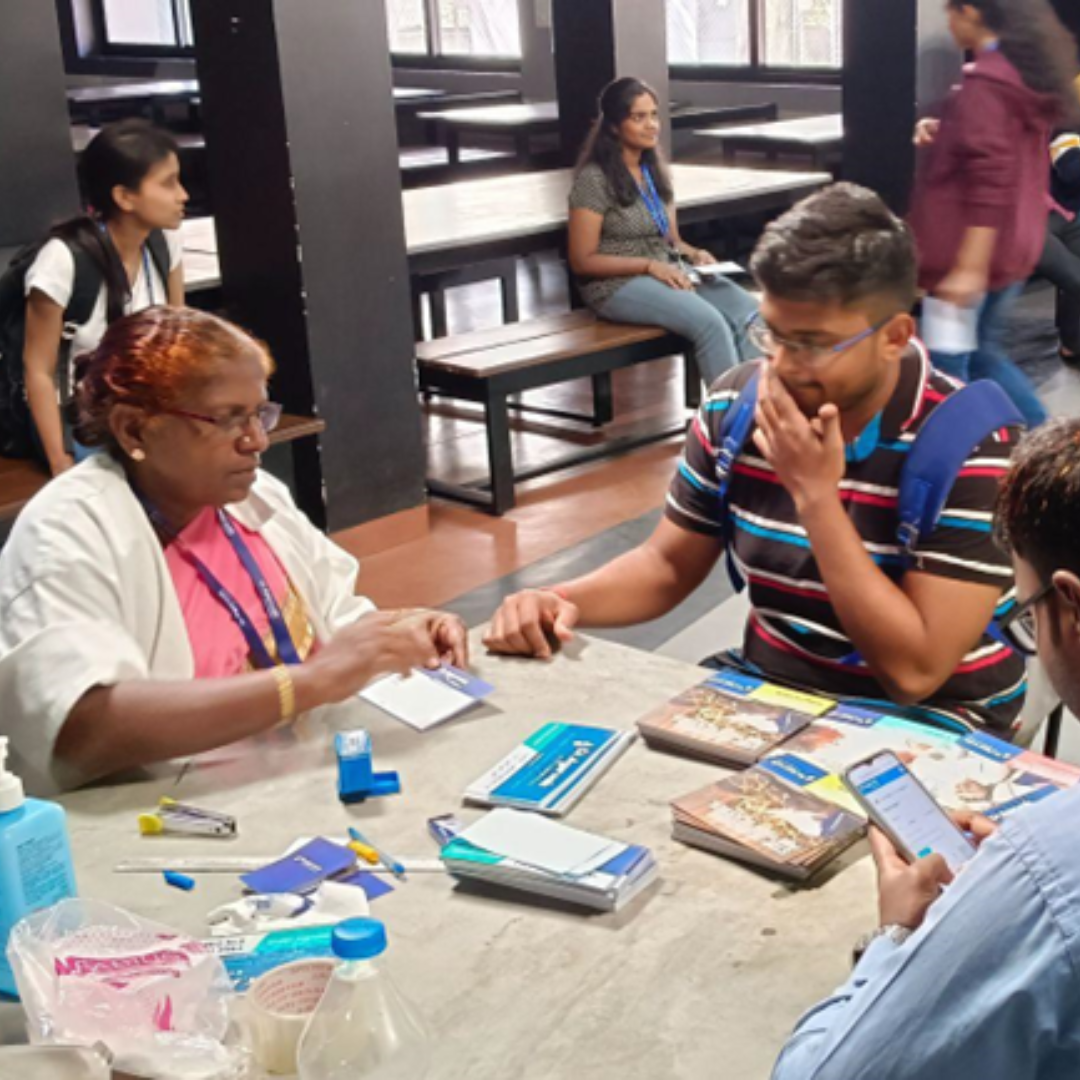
0, 454, 374, 793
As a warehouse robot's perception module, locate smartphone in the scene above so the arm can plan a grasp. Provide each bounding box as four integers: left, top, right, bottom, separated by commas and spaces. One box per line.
843, 750, 976, 873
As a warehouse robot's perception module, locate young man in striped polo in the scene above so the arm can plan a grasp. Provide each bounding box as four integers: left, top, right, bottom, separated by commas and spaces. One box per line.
484, 183, 1027, 735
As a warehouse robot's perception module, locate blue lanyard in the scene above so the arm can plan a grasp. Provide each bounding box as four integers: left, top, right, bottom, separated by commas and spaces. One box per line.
142, 245, 155, 307
140, 496, 302, 669
636, 165, 673, 246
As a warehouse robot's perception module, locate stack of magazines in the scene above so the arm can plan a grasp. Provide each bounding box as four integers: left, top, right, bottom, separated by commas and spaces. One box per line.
441, 808, 658, 912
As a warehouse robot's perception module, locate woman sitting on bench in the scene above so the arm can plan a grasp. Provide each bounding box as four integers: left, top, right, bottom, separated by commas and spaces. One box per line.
567, 76, 760, 385
0, 306, 467, 794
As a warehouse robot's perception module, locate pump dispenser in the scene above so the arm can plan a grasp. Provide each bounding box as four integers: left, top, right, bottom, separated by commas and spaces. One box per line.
0, 738, 77, 997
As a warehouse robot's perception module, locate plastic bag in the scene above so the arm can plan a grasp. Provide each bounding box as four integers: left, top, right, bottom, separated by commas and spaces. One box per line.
7, 899, 243, 1079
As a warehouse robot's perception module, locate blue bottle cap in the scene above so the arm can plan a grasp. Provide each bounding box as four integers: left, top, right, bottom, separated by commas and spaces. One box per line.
332, 917, 387, 960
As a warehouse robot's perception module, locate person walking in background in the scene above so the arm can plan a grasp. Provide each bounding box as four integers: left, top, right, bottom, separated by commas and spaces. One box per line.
1035, 131, 1080, 364
909, 0, 1079, 428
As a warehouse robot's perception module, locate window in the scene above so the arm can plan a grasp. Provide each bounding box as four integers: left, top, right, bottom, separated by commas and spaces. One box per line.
386, 0, 429, 55
100, 0, 194, 49
667, 0, 842, 73
386, 0, 522, 61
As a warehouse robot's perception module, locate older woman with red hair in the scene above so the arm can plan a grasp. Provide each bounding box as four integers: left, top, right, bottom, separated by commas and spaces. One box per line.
0, 305, 467, 793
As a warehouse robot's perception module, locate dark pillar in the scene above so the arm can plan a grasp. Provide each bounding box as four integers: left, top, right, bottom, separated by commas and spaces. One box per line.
843, 0, 960, 215
551, 0, 671, 166
190, 0, 426, 532
0, 0, 79, 246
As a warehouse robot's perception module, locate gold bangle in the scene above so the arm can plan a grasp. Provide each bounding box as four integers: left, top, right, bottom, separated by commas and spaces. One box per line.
271, 665, 296, 723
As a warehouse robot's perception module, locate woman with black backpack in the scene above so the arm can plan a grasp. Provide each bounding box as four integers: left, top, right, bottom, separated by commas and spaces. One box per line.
19, 119, 187, 475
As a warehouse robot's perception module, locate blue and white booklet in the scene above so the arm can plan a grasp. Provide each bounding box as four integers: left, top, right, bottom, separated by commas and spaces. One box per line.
361, 664, 494, 731
464, 722, 635, 816
442, 808, 658, 912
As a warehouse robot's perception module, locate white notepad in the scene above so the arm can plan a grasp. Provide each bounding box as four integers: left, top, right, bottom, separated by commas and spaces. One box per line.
460, 809, 624, 878
360, 667, 490, 731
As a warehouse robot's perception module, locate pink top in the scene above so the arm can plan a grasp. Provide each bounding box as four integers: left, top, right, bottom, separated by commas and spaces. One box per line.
165, 507, 313, 679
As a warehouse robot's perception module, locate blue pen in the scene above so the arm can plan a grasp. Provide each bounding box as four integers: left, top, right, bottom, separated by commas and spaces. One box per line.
164, 870, 195, 891
348, 826, 407, 881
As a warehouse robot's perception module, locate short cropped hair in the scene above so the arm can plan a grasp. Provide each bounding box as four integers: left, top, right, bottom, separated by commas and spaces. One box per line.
996, 419, 1080, 580
750, 182, 919, 315
74, 306, 274, 454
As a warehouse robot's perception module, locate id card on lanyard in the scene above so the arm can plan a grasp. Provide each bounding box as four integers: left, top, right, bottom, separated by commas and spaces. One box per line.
637, 165, 693, 276
141, 495, 302, 670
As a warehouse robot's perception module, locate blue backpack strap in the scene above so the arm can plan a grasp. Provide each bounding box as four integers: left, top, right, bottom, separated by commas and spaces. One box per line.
835, 380, 1022, 671
714, 367, 762, 593
896, 380, 1024, 563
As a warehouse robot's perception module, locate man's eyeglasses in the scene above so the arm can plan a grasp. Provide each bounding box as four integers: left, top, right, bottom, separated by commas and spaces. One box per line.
744, 312, 894, 368
161, 401, 283, 439
998, 580, 1056, 656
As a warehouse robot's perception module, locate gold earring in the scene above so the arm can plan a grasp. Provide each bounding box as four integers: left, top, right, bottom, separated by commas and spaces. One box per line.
131, 448, 146, 462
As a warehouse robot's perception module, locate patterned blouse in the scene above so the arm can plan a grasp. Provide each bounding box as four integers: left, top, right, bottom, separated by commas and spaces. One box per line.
568, 162, 674, 311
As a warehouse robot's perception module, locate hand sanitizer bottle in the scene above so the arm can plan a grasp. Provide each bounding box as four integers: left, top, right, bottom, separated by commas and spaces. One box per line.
0, 737, 77, 997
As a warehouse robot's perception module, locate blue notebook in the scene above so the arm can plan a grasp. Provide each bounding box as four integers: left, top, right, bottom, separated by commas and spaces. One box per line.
464, 722, 635, 816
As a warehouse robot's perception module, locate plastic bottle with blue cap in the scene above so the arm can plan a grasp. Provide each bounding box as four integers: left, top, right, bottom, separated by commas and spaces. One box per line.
0, 737, 78, 997
297, 917, 431, 1079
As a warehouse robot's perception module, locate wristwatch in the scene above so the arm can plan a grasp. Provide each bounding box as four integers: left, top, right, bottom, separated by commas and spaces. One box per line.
852, 924, 914, 966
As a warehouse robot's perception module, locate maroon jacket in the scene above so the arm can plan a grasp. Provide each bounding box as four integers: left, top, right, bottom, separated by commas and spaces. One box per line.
909, 49, 1059, 293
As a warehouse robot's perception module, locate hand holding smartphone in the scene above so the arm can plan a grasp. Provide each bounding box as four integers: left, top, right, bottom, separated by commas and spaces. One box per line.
844, 750, 976, 874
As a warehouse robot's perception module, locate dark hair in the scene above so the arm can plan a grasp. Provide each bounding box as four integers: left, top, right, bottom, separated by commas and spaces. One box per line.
74, 306, 274, 454
575, 77, 673, 208
50, 120, 180, 323
949, 0, 1080, 119
750, 182, 919, 315
995, 419, 1080, 580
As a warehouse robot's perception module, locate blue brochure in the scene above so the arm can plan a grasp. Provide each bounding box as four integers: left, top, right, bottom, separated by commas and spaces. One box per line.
464, 722, 635, 816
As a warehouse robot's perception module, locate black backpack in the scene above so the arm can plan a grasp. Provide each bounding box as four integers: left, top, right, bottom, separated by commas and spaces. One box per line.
0, 230, 170, 460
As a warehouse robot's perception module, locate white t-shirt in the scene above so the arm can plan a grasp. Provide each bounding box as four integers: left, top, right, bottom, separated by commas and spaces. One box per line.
24, 229, 184, 362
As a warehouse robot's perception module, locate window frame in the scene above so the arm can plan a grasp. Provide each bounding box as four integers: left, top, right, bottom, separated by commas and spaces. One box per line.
389, 0, 524, 73
94, 0, 197, 58
667, 0, 842, 87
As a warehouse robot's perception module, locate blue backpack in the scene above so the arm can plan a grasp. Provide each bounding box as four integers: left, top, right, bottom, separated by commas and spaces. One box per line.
713, 369, 1024, 593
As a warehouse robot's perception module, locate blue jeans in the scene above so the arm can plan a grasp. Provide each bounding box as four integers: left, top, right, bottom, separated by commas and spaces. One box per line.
598, 274, 761, 385
928, 283, 1048, 428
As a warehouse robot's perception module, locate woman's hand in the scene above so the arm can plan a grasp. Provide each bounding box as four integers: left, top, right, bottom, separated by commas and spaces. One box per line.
647, 260, 694, 291
689, 248, 716, 267
914, 118, 941, 147
934, 266, 988, 308
299, 609, 468, 706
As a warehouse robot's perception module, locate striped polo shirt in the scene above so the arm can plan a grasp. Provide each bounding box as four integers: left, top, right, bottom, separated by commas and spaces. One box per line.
666, 343, 1026, 735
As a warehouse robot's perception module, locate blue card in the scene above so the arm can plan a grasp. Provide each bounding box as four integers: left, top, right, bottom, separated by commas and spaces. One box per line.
240, 838, 356, 895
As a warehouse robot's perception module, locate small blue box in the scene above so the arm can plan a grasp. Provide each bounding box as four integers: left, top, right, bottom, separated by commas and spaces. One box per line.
336, 730, 401, 803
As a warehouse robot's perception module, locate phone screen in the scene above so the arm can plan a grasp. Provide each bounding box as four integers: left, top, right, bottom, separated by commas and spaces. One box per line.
846, 752, 975, 873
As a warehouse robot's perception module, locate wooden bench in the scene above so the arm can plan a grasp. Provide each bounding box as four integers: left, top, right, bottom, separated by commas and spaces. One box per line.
417, 311, 701, 514
0, 413, 327, 538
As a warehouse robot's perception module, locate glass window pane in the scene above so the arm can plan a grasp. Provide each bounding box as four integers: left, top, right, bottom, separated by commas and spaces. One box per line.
386, 0, 429, 53
760, 0, 842, 68
176, 0, 195, 48
101, 0, 179, 47
438, 0, 522, 58
666, 0, 751, 67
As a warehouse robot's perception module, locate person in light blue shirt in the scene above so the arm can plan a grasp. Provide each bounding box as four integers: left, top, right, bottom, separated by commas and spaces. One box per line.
772, 417, 1080, 1080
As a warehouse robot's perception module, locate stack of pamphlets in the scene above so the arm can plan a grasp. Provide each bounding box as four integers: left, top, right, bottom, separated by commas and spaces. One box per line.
658, 676, 1080, 880
637, 669, 832, 767
464, 722, 635, 816
441, 809, 658, 912
671, 770, 865, 880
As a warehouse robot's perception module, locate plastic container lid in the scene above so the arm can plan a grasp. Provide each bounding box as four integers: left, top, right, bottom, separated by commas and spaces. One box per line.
332, 918, 388, 961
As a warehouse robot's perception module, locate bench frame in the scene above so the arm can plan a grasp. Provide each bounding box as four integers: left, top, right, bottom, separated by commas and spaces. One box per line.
419, 328, 699, 515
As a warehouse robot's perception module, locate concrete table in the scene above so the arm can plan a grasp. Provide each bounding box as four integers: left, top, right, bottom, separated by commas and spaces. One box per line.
697, 114, 844, 170
66, 79, 201, 127
418, 101, 561, 166
0, 631, 874, 1079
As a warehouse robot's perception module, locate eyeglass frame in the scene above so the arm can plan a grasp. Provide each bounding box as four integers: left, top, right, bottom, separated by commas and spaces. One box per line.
159, 401, 284, 439
998, 579, 1057, 656
743, 311, 897, 367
